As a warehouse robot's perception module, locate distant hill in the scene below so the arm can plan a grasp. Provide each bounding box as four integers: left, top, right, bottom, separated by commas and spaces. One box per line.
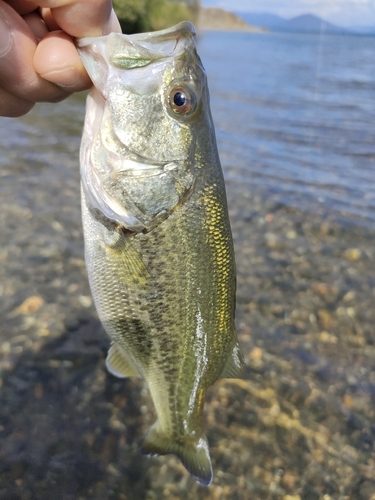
197, 8, 266, 32
237, 12, 351, 35
351, 25, 375, 35
236, 12, 286, 29
281, 14, 350, 34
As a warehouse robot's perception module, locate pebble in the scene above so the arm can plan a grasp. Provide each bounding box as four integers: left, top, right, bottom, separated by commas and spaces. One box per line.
319, 331, 337, 343
78, 295, 93, 308
11, 295, 44, 316
342, 248, 361, 261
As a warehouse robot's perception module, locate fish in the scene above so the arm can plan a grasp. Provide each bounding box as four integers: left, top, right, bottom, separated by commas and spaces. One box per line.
77, 22, 246, 486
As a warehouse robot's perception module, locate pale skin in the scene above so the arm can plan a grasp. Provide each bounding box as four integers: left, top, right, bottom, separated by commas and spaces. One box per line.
0, 0, 121, 117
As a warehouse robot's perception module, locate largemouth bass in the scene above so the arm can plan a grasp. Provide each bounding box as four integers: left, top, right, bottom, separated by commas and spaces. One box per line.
77, 22, 246, 486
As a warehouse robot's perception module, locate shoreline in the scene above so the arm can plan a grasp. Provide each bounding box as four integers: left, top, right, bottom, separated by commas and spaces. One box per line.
196, 7, 267, 33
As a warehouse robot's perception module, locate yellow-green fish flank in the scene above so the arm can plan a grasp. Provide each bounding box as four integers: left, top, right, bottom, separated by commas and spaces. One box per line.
77, 22, 246, 486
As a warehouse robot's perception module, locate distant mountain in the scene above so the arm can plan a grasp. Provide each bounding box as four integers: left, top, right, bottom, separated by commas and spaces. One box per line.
197, 8, 266, 32
281, 14, 350, 34
237, 12, 351, 35
236, 12, 286, 29
351, 25, 375, 35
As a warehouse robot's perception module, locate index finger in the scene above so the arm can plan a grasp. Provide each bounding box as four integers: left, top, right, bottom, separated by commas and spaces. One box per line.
7, 0, 121, 36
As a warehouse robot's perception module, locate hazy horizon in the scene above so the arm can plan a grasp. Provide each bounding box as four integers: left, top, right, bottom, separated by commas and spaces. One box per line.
201, 0, 375, 28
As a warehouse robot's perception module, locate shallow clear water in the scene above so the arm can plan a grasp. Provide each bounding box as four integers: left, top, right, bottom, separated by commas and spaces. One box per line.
198, 31, 375, 227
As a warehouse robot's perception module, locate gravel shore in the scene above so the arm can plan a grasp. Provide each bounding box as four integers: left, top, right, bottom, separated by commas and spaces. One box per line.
0, 96, 374, 500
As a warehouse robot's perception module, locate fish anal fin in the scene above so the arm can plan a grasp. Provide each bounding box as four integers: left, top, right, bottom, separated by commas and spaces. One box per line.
220, 341, 248, 380
106, 342, 141, 378
141, 422, 213, 486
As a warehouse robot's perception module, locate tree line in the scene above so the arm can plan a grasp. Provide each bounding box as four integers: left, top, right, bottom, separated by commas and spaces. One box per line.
113, 0, 200, 33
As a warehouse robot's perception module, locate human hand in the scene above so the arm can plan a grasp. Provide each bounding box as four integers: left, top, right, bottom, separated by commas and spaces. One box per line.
0, 0, 121, 117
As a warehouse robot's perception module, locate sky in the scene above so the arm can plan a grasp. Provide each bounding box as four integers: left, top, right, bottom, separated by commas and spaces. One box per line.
201, 0, 375, 27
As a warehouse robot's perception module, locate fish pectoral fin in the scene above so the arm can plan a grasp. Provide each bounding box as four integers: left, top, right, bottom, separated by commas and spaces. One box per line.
220, 341, 248, 380
106, 342, 141, 378
105, 229, 152, 289
141, 422, 213, 486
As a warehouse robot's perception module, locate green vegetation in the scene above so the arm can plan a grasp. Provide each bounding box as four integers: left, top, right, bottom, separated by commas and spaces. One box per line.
113, 0, 200, 34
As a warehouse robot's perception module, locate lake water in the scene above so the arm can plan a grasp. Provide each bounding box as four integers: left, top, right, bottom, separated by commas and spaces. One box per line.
198, 31, 375, 228
1, 31, 374, 228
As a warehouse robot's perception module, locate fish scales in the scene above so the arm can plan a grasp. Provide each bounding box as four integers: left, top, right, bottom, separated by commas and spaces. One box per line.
77, 22, 246, 485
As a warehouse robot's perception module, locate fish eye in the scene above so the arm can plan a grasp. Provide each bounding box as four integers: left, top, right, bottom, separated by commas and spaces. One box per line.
169, 86, 195, 115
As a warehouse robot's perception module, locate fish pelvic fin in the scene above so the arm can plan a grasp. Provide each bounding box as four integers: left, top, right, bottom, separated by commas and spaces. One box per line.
220, 341, 248, 380
141, 422, 213, 486
106, 342, 141, 378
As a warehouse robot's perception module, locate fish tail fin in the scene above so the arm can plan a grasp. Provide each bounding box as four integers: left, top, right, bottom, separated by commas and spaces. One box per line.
141, 422, 213, 486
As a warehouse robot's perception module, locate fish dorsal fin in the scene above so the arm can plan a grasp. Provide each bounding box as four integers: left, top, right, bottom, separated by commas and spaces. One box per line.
106, 342, 141, 378
220, 341, 247, 380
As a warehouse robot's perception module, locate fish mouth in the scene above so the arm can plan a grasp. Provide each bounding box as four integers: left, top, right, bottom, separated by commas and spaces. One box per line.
98, 130, 181, 178
101, 126, 180, 178
76, 22, 197, 97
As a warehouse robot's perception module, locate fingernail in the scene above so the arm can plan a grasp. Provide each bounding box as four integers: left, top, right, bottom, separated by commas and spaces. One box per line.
40, 67, 82, 87
0, 17, 12, 57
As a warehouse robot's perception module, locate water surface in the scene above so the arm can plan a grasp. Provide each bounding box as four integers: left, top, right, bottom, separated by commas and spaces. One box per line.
198, 31, 375, 227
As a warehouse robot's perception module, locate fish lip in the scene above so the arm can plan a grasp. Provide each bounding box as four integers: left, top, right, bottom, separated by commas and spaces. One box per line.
75, 21, 196, 49
114, 159, 179, 177
98, 110, 183, 174
105, 123, 185, 172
